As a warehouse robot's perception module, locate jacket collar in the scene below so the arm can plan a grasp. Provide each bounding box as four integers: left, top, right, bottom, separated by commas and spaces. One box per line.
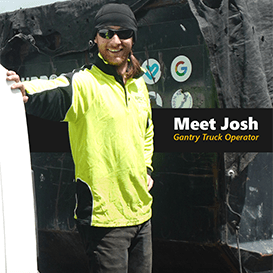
94, 53, 144, 85
94, 53, 124, 86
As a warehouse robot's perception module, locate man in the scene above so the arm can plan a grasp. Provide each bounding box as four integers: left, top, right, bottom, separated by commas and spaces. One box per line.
7, 3, 154, 273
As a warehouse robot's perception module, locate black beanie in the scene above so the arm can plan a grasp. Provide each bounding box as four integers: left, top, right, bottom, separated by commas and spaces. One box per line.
92, 3, 137, 42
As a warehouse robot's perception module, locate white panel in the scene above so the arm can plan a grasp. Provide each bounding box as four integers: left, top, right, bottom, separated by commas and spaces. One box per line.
0, 65, 38, 273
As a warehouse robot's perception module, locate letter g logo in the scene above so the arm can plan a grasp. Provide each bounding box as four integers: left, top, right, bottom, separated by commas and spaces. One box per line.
171, 55, 192, 82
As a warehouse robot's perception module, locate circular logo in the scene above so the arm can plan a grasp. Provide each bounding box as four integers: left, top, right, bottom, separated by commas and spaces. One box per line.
171, 55, 192, 82
141, 58, 161, 85
149, 91, 163, 108
171, 89, 193, 108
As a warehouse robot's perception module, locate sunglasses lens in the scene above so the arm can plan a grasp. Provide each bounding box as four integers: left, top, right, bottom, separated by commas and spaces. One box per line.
98, 29, 114, 39
98, 29, 133, 40
117, 30, 133, 39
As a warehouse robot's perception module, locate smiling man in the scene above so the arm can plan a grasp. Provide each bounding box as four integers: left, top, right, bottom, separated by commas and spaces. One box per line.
7, 3, 154, 273
95, 26, 133, 73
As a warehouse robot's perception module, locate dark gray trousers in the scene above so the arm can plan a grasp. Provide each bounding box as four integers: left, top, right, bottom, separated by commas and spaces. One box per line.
77, 220, 152, 273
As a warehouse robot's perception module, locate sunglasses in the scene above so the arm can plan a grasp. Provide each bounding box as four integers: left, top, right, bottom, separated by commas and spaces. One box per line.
98, 28, 134, 40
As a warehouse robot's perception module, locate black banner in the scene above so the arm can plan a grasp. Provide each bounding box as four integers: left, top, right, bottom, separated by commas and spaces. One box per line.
27, 109, 273, 153
153, 109, 273, 152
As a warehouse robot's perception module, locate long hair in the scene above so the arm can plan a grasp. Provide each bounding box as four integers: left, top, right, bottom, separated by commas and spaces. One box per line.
125, 51, 142, 80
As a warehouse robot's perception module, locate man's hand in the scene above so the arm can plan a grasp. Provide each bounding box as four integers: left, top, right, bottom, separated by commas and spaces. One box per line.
6, 70, 28, 103
147, 174, 154, 191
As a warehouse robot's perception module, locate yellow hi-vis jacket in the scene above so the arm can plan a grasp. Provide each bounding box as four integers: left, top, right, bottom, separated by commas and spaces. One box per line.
24, 54, 154, 227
